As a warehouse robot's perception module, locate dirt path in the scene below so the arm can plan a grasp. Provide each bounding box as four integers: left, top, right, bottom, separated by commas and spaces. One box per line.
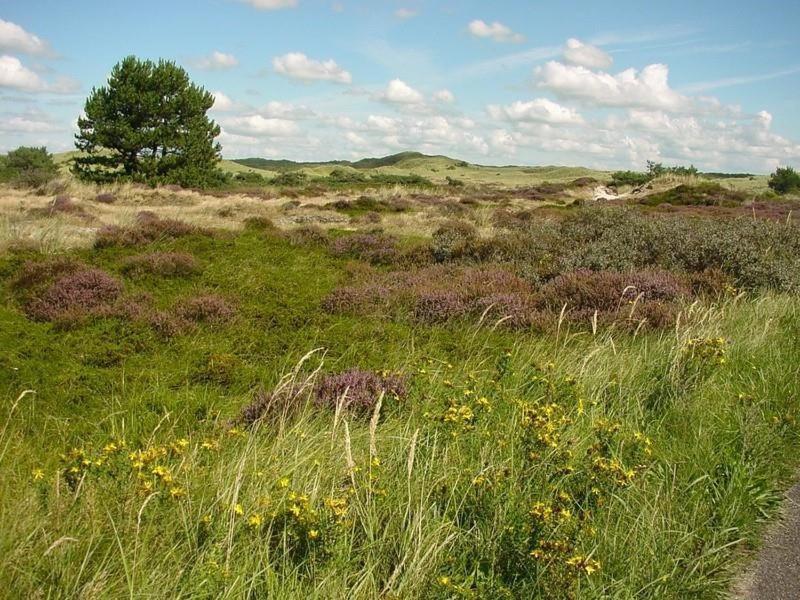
733, 482, 800, 599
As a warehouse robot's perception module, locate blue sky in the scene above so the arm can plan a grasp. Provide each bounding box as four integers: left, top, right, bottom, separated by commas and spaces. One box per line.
1, 0, 799, 172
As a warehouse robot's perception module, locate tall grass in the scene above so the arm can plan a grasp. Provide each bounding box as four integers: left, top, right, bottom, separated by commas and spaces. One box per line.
1, 289, 798, 597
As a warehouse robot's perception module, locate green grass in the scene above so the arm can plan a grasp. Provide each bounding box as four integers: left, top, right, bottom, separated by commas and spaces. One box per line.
1, 227, 799, 598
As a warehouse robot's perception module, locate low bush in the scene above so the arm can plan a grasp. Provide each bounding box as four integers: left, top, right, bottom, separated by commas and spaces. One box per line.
639, 183, 746, 207
94, 192, 116, 204
314, 369, 407, 414
95, 213, 211, 248
432, 219, 479, 262
24, 268, 124, 323
120, 252, 201, 278
175, 294, 235, 324
330, 232, 399, 265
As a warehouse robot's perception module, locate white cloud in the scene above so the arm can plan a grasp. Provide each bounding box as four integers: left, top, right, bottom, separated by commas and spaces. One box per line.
536, 61, 689, 112
380, 78, 424, 104
0, 55, 45, 91
395, 8, 418, 19
211, 91, 235, 111
193, 51, 238, 71
366, 114, 400, 132
563, 38, 612, 70
260, 101, 316, 119
224, 114, 299, 136
346, 131, 367, 146
0, 115, 62, 133
240, 0, 298, 9
488, 98, 584, 124
433, 89, 455, 103
468, 20, 525, 44
0, 55, 79, 94
273, 52, 352, 83
0, 19, 51, 56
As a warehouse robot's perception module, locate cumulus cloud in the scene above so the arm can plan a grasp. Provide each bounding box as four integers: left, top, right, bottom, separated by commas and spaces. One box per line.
488, 98, 584, 124
0, 54, 45, 91
223, 114, 299, 136
468, 20, 525, 44
563, 38, 612, 70
395, 8, 418, 19
0, 55, 79, 94
380, 79, 424, 104
536, 61, 689, 112
239, 0, 298, 10
273, 52, 352, 83
192, 51, 239, 71
433, 89, 455, 103
211, 91, 235, 111
0, 114, 62, 133
0, 19, 51, 56
259, 100, 316, 119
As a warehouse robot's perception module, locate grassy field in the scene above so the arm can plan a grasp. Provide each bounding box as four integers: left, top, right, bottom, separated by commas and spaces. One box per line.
1, 171, 799, 598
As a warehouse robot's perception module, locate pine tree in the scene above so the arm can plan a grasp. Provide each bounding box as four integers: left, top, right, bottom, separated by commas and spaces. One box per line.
73, 56, 225, 187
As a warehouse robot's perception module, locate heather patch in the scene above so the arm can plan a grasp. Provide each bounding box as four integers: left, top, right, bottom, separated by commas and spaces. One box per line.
314, 369, 407, 414
329, 232, 399, 265
95, 213, 212, 248
120, 252, 201, 278
175, 293, 235, 324
24, 267, 124, 323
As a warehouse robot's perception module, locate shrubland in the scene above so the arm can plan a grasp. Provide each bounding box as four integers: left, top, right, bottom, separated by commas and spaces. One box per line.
1, 170, 800, 598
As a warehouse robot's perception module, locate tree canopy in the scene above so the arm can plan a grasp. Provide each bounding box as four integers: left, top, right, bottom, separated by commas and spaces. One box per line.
73, 56, 225, 188
768, 166, 800, 195
0, 146, 58, 188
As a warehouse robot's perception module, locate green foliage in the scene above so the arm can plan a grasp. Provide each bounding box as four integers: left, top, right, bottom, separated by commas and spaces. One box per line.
611, 162, 699, 188
768, 166, 800, 195
639, 182, 746, 206
610, 170, 651, 188
271, 171, 309, 186
1, 223, 800, 598
0, 146, 58, 188
73, 56, 224, 188
233, 171, 268, 185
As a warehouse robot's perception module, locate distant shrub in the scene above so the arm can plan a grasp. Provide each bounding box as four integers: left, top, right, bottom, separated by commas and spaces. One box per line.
368, 173, 432, 186
768, 166, 800, 195
175, 294, 235, 324
0, 146, 58, 188
639, 183, 746, 207
120, 252, 201, 278
330, 232, 399, 265
233, 171, 267, 185
271, 171, 308, 186
327, 168, 367, 184
446, 176, 465, 187
610, 171, 651, 188
314, 369, 407, 414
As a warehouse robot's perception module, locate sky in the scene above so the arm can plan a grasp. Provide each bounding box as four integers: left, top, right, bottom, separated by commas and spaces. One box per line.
1, 0, 799, 172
